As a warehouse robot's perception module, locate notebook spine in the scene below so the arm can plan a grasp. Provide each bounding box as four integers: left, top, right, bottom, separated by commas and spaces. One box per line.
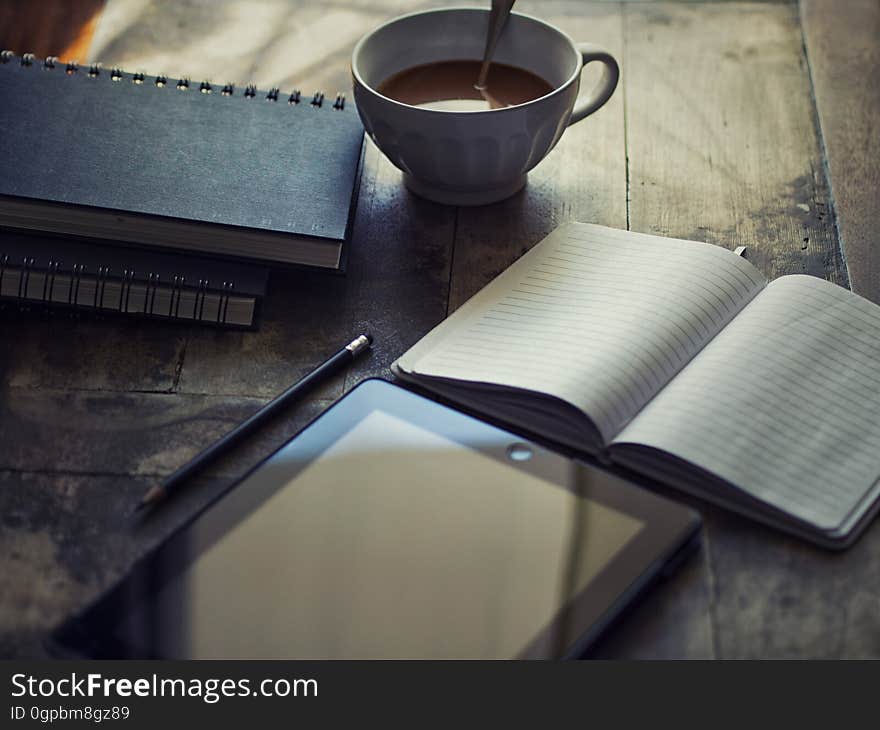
0, 252, 246, 328
0, 50, 347, 110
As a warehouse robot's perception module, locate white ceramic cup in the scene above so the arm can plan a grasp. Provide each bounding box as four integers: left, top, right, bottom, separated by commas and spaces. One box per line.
351, 6, 619, 205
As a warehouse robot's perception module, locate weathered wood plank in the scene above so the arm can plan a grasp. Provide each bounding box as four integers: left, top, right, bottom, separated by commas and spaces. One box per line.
624, 1, 873, 658
0, 387, 333, 477
342, 141, 458, 386
706, 507, 880, 658
801, 0, 880, 303
448, 1, 628, 310
625, 1, 846, 285
0, 469, 241, 658
0, 316, 185, 392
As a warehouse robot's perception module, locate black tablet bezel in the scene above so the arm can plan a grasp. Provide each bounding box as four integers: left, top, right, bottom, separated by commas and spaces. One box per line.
51, 378, 700, 659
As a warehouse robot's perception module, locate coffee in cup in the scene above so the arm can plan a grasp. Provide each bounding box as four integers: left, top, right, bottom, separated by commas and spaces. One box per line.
377, 59, 554, 112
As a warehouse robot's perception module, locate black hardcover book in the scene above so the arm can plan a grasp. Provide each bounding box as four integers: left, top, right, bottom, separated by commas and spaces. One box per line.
0, 229, 269, 328
0, 52, 365, 270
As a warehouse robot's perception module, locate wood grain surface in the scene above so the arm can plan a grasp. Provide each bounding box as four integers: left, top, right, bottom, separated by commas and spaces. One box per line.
801, 0, 880, 302
1, 0, 878, 659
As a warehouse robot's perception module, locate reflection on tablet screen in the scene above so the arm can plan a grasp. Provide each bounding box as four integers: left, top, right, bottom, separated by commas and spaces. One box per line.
116, 411, 644, 658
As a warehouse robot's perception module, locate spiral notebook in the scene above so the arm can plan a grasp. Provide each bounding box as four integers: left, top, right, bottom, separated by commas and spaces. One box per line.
0, 51, 364, 270
394, 223, 880, 548
0, 229, 268, 328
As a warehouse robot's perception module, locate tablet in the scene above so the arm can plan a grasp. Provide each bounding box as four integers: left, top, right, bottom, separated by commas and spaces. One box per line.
53, 379, 700, 659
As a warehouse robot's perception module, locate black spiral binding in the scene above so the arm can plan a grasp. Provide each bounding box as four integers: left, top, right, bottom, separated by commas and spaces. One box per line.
19, 257, 33, 301
119, 269, 133, 312
147, 273, 159, 316
171, 275, 184, 319
2, 50, 348, 114
196, 279, 209, 321
69, 263, 83, 307
40, 261, 50, 302
0, 252, 242, 326
47, 260, 59, 307
97, 266, 109, 310
220, 280, 234, 324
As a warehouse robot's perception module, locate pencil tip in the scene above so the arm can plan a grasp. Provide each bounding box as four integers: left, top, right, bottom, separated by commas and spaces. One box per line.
130, 485, 165, 517
127, 500, 150, 520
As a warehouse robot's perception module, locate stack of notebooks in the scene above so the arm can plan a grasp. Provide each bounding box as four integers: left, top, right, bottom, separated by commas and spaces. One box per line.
0, 51, 365, 328
394, 223, 880, 548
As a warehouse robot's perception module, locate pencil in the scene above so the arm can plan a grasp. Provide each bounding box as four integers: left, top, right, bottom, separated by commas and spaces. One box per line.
132, 333, 373, 513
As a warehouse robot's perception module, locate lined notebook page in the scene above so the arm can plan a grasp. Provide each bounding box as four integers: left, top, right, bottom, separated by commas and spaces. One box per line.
613, 275, 880, 531
396, 223, 766, 444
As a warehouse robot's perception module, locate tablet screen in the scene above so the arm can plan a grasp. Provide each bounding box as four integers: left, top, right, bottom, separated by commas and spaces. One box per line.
113, 410, 645, 659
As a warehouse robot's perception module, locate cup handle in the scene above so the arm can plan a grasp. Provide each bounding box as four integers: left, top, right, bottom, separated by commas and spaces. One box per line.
568, 43, 620, 125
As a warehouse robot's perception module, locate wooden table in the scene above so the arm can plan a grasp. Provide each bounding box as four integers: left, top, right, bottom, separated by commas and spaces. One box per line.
1, 0, 878, 659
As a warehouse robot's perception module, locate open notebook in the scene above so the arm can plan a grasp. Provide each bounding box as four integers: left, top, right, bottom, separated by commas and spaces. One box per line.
393, 223, 880, 548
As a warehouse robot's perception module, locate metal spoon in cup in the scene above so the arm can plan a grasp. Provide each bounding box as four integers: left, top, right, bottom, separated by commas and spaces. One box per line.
475, 0, 515, 108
